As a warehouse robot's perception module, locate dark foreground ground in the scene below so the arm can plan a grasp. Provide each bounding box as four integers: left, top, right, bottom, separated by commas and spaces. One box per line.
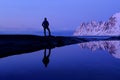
0, 35, 119, 58
0, 35, 87, 58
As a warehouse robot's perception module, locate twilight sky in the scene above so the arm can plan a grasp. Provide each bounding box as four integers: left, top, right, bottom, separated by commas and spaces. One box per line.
0, 0, 120, 31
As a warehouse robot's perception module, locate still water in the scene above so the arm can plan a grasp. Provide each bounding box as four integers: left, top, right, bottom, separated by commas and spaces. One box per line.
0, 32, 120, 80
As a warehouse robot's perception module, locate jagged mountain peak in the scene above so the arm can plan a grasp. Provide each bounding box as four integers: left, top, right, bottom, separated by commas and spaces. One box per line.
112, 12, 120, 25
112, 12, 120, 19
74, 12, 120, 36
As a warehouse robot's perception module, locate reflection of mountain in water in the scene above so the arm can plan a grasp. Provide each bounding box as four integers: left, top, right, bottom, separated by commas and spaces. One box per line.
79, 41, 120, 59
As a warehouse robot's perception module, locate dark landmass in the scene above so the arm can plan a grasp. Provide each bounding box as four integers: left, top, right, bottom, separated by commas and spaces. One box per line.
0, 35, 88, 58
0, 35, 120, 58
106, 36, 120, 40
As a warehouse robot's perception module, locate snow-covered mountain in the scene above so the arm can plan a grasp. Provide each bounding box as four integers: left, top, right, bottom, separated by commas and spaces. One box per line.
74, 12, 120, 36
79, 41, 120, 59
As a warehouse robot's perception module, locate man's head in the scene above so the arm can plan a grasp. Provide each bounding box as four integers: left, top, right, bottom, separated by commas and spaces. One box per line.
44, 17, 47, 21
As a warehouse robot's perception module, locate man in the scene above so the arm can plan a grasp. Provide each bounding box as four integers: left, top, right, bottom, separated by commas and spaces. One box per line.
42, 18, 51, 36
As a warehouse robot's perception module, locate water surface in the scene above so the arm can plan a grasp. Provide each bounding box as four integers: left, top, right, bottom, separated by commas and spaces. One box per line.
0, 32, 120, 80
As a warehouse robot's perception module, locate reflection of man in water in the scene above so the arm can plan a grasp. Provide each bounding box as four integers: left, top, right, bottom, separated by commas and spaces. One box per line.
42, 48, 51, 67
42, 18, 51, 36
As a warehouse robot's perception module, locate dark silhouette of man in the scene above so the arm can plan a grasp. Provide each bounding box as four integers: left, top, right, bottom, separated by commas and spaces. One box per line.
42, 18, 51, 36
42, 48, 51, 67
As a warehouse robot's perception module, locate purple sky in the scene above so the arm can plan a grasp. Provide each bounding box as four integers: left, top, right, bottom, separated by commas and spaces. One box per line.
0, 0, 120, 32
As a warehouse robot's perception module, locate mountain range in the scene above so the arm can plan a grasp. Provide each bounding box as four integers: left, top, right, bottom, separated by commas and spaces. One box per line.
74, 12, 120, 36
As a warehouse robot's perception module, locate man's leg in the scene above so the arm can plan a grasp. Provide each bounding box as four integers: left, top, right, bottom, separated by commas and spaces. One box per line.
47, 27, 51, 36
44, 28, 46, 36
